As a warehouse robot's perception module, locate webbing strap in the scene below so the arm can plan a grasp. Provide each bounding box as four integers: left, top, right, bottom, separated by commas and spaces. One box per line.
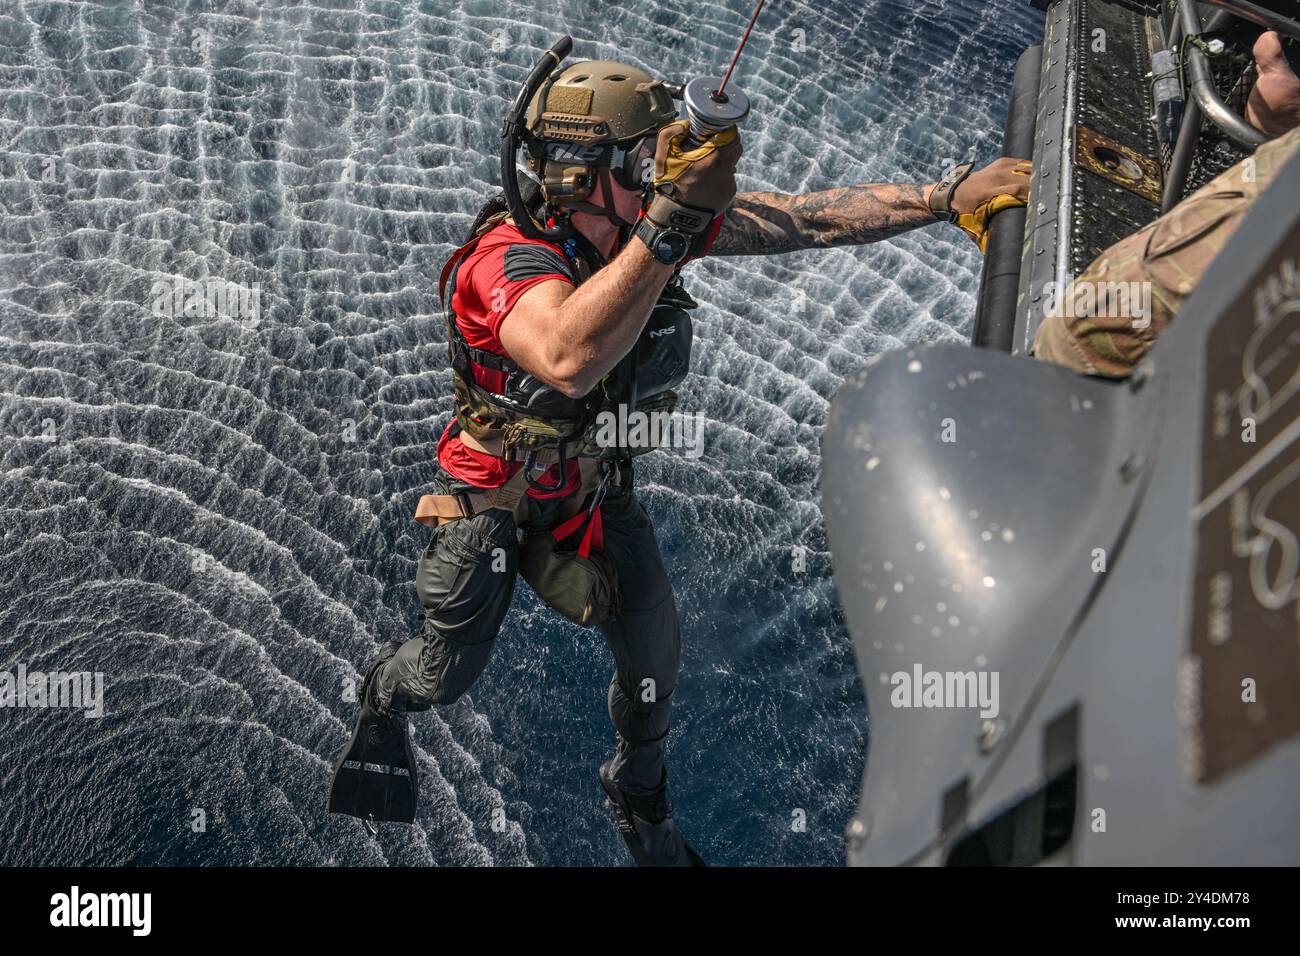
439, 211, 515, 305
414, 466, 533, 528
414, 455, 602, 529
551, 506, 604, 557
458, 426, 583, 464
438, 237, 479, 305
550, 468, 611, 557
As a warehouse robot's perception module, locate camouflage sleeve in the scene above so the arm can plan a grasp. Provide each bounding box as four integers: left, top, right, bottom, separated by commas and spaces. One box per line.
1033, 127, 1300, 377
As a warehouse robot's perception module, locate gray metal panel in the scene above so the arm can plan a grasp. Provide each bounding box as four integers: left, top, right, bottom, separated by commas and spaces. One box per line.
827, 126, 1300, 867
966, 145, 1300, 866
1014, 0, 1164, 355
823, 346, 1161, 865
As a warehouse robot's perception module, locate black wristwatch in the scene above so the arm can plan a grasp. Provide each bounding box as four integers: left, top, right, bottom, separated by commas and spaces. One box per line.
928, 161, 975, 223
633, 215, 692, 265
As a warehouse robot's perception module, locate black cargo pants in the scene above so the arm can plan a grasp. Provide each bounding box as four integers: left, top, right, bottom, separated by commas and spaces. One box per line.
374, 461, 681, 796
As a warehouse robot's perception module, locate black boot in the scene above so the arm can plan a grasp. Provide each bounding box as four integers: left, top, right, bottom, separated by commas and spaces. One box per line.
327, 641, 418, 829
599, 762, 706, 867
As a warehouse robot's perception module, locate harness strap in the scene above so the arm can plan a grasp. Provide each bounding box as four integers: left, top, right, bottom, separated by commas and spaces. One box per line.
458, 426, 584, 464
414, 457, 605, 529
438, 211, 512, 305
551, 507, 604, 557
551, 472, 609, 557
465, 345, 514, 373
438, 237, 479, 305
414, 465, 533, 528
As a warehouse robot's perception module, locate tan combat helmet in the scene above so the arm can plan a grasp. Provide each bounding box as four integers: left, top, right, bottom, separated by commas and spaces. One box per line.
524, 60, 679, 205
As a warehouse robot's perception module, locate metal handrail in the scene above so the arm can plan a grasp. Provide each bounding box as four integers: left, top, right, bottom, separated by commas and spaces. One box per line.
1200, 0, 1300, 40
1177, 0, 1269, 152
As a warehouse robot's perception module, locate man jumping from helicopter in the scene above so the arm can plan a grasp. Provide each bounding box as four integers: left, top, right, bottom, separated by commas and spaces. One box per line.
328, 36, 1030, 865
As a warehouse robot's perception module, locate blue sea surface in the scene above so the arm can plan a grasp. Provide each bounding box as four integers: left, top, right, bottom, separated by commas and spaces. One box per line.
0, 0, 1042, 865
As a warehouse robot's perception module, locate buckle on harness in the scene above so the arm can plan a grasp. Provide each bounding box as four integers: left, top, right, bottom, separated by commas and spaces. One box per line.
524, 444, 569, 493
589, 471, 611, 513
413, 489, 477, 528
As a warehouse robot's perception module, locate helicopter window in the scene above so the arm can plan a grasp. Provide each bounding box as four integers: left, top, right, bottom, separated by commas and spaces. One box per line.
945, 766, 1078, 867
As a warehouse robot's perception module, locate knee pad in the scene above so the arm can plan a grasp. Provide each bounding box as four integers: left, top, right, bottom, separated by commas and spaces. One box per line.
382, 628, 498, 710
608, 677, 673, 746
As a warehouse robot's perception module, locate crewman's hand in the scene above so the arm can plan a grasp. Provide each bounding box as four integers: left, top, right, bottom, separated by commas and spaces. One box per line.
648, 119, 743, 227
951, 156, 1032, 216
1246, 31, 1300, 137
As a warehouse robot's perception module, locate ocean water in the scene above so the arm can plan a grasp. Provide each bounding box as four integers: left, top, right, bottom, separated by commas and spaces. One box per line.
0, 0, 1042, 866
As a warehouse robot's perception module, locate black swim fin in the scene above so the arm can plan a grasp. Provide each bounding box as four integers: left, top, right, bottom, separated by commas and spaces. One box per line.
328, 646, 417, 827
600, 762, 706, 867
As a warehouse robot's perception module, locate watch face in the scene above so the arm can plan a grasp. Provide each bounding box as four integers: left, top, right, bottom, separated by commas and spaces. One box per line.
655, 231, 689, 263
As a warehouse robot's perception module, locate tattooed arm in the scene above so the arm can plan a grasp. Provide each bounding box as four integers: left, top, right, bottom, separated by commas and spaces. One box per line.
709, 183, 936, 256
709, 158, 1034, 256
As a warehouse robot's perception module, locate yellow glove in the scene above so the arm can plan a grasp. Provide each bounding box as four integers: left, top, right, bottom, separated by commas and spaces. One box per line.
957, 193, 1028, 254
649, 120, 742, 223
656, 123, 740, 186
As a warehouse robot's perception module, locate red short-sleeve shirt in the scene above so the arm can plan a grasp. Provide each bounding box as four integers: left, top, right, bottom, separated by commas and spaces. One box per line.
437, 221, 582, 498
436, 213, 722, 497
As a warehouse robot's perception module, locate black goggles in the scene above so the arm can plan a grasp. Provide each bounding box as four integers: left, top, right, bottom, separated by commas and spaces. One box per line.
543, 135, 656, 191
